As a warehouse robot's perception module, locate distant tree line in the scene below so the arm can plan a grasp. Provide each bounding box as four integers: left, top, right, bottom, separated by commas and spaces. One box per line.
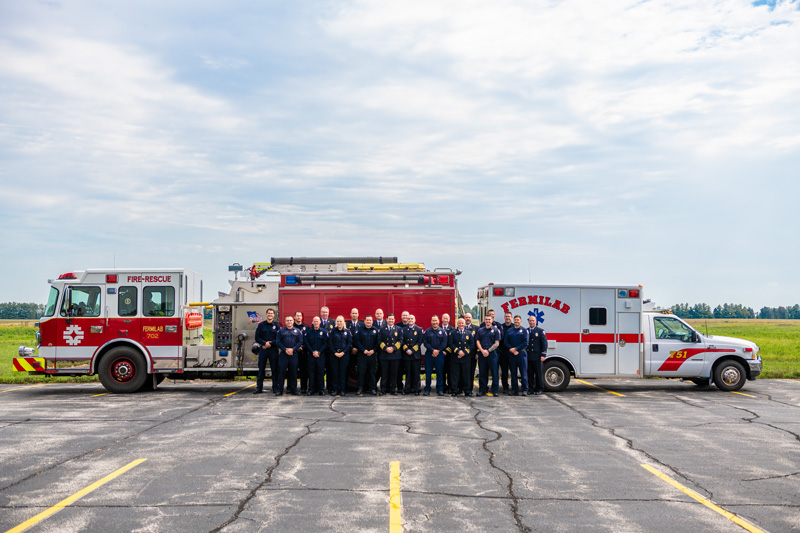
669, 303, 800, 319
0, 302, 46, 320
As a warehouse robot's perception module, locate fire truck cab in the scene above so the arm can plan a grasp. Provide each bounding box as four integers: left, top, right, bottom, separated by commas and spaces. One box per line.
477, 283, 762, 392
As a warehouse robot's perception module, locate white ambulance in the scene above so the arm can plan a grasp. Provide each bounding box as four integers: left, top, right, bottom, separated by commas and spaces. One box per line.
477, 283, 762, 392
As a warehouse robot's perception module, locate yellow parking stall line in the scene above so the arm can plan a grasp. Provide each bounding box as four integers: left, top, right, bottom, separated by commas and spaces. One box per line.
574, 379, 625, 397
0, 384, 47, 394
91, 393, 109, 397
5, 458, 147, 533
389, 461, 402, 533
730, 391, 756, 398
640, 464, 765, 533
224, 382, 256, 397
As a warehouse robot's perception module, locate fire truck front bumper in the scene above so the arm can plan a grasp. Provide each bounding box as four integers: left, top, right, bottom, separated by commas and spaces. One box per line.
13, 355, 46, 372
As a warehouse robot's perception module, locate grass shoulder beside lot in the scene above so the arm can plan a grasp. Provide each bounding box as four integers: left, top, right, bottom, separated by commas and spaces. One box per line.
2, 319, 798, 382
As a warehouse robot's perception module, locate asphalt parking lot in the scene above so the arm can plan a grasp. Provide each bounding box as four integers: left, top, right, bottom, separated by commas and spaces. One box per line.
0, 378, 798, 533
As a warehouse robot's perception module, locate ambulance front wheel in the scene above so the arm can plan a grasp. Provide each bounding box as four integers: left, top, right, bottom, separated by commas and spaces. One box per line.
98, 347, 148, 393
713, 360, 745, 392
543, 360, 570, 392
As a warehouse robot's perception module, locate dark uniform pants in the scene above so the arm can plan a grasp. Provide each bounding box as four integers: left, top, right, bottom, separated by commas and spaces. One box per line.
268, 349, 280, 392
308, 352, 326, 393
478, 351, 499, 395
510, 351, 528, 393
424, 353, 445, 393
498, 349, 510, 392
381, 359, 401, 393
330, 353, 350, 394
527, 352, 544, 393
277, 352, 298, 394
256, 349, 272, 392
298, 348, 308, 391
403, 359, 421, 393
450, 355, 472, 394
469, 355, 478, 392
358, 354, 377, 392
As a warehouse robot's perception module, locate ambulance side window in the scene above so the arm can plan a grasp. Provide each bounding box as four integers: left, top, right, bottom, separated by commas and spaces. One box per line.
143, 286, 175, 317
61, 286, 102, 317
118, 287, 138, 317
653, 317, 693, 342
588, 307, 607, 326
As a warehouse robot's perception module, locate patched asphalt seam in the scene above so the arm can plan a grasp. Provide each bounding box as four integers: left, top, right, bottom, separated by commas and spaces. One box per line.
470, 401, 531, 533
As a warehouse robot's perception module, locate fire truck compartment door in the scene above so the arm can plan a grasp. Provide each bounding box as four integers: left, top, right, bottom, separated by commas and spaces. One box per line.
580, 289, 615, 374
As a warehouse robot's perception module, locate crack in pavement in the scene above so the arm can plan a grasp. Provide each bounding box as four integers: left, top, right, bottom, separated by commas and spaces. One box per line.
270, 413, 485, 440
0, 396, 224, 494
209, 398, 347, 532
549, 395, 715, 500
742, 471, 800, 482
469, 400, 531, 533
726, 404, 800, 443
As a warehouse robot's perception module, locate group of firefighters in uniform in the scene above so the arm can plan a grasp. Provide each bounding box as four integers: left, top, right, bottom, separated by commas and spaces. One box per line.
252, 306, 548, 397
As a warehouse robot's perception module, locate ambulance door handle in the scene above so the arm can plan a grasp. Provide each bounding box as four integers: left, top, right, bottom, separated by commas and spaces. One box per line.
582, 329, 589, 334
653, 344, 658, 352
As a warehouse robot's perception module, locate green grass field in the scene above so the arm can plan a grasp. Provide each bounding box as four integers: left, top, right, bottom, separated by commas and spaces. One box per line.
2, 319, 798, 382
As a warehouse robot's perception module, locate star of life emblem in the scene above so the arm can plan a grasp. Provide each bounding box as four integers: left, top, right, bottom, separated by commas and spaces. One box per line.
63, 325, 85, 346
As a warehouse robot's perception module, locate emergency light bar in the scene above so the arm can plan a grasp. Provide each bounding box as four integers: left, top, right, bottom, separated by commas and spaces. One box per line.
58, 273, 77, 280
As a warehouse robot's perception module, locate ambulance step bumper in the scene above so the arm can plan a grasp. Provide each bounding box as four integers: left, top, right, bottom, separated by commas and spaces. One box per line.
13, 357, 46, 372
747, 360, 762, 379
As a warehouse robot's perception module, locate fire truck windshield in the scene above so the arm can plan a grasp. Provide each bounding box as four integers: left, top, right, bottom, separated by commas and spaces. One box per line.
44, 286, 59, 317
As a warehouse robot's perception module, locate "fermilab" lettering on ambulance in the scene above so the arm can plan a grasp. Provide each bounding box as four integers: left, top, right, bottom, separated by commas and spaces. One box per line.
501, 295, 571, 314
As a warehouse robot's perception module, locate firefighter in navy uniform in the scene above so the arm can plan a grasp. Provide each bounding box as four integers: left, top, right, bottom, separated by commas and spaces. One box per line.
504, 315, 529, 396
275, 316, 304, 396
354, 315, 380, 395
253, 308, 280, 394
395, 311, 410, 392
423, 315, 448, 396
402, 315, 424, 395
527, 316, 548, 395
441, 313, 454, 392
328, 316, 353, 396
449, 318, 476, 396
475, 315, 501, 396
498, 311, 514, 394
320, 306, 336, 394
464, 313, 480, 394
305, 316, 329, 395
378, 314, 403, 395
346, 308, 364, 393
294, 312, 310, 394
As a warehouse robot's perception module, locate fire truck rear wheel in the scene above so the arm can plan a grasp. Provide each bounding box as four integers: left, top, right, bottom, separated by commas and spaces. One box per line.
713, 360, 745, 392
98, 347, 148, 393
543, 360, 570, 392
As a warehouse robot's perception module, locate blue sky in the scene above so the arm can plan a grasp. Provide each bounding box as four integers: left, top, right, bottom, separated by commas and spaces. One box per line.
1, 0, 799, 311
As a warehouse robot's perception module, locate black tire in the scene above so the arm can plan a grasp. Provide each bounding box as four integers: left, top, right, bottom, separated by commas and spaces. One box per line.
713, 360, 746, 392
98, 347, 148, 393
689, 378, 710, 387
543, 360, 570, 392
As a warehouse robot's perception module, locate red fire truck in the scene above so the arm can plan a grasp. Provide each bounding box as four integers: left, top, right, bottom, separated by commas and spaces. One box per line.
15, 257, 460, 393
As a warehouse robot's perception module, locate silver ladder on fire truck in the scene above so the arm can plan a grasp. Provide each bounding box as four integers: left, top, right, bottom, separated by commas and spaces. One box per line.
15, 257, 462, 393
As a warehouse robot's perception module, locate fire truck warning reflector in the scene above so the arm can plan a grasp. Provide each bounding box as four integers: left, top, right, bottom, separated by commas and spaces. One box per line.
185, 312, 204, 330
13, 357, 45, 372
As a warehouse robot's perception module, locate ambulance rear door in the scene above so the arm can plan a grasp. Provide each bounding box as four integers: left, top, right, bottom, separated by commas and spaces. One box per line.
580, 288, 616, 374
